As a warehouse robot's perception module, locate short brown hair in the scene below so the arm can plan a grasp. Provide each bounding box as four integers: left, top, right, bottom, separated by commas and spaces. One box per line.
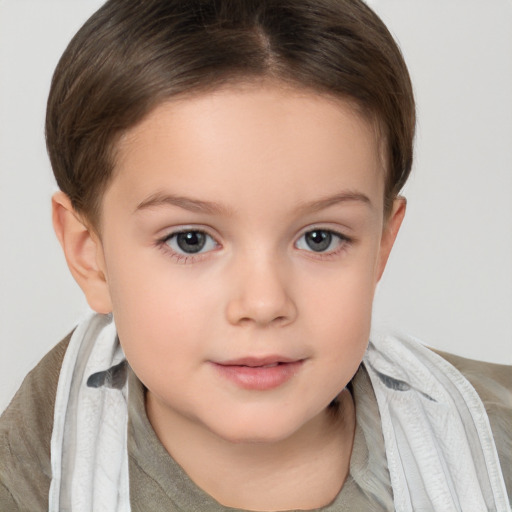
46, 0, 415, 227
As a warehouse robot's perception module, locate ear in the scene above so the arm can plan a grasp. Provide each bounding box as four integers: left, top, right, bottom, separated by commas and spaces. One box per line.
375, 197, 406, 282
52, 191, 113, 314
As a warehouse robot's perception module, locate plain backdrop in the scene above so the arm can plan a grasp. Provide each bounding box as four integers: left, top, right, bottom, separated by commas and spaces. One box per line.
1, 0, 511, 412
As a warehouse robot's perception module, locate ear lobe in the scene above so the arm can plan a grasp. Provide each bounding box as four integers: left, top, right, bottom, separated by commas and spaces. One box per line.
52, 191, 112, 314
376, 197, 406, 282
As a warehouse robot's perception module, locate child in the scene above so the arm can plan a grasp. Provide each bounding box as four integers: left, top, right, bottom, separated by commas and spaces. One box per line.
1, 0, 510, 510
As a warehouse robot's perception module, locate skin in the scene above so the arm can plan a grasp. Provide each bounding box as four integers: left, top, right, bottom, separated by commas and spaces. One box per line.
53, 82, 405, 511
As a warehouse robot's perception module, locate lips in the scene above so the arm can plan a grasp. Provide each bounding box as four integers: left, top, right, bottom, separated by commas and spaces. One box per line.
212, 356, 304, 390
219, 356, 299, 367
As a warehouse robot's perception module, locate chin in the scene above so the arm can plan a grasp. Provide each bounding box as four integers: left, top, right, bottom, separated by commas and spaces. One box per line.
207, 411, 315, 446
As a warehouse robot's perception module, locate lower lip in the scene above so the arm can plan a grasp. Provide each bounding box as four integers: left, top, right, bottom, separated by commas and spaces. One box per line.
212, 361, 303, 390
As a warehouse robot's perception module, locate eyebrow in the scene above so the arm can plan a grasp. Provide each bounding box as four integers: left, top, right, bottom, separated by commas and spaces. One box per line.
134, 192, 231, 215
134, 190, 372, 216
296, 191, 372, 214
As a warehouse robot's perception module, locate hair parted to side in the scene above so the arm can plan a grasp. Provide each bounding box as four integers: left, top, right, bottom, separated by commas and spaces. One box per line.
46, 0, 415, 228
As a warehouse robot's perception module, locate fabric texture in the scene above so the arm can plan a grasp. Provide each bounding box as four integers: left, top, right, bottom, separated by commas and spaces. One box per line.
1, 313, 511, 511
48, 313, 130, 512
365, 335, 511, 512
0, 334, 69, 512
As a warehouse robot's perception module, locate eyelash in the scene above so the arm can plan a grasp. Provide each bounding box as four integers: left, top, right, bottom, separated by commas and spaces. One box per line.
156, 227, 352, 264
295, 228, 352, 260
156, 229, 217, 264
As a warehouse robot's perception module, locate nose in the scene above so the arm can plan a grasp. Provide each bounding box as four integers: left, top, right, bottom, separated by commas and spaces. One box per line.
225, 253, 297, 328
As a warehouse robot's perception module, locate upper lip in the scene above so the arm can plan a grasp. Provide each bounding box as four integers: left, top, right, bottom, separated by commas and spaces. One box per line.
215, 356, 303, 367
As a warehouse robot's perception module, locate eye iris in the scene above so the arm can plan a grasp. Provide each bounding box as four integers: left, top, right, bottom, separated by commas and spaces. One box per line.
176, 232, 206, 253
305, 230, 332, 252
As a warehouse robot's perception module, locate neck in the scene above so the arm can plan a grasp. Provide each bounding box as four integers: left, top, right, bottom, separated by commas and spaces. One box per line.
146, 389, 355, 511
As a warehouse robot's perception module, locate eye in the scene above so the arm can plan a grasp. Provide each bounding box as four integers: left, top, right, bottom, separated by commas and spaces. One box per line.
165, 230, 218, 255
296, 229, 348, 253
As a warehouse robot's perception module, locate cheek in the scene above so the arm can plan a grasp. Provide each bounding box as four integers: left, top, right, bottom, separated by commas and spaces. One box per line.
299, 250, 378, 322
297, 255, 377, 360
104, 251, 214, 379
106, 238, 207, 321
317, 287, 372, 365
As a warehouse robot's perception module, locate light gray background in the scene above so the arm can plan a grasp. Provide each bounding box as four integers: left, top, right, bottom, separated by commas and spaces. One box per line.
1, 0, 511, 412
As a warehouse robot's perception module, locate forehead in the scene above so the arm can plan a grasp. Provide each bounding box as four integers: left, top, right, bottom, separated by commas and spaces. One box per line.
109, 83, 385, 215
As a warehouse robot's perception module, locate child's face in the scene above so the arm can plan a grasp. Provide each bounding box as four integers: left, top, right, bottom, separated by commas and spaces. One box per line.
92, 83, 403, 443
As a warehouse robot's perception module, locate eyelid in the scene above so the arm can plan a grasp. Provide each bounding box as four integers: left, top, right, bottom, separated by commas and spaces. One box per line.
296, 225, 351, 241
157, 226, 221, 262
158, 224, 219, 241
294, 226, 352, 255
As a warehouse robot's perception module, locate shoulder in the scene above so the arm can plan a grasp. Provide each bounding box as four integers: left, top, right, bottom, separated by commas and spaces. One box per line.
431, 348, 512, 499
0, 333, 71, 511
432, 348, 512, 399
